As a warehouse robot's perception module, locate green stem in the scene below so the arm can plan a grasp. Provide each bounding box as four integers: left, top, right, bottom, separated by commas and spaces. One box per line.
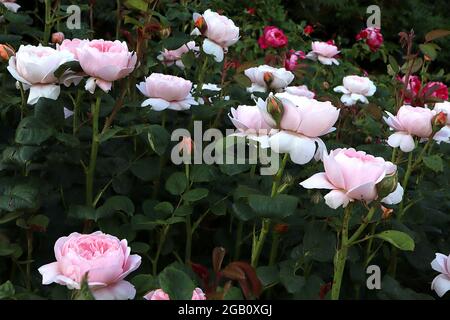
251, 218, 271, 268
72, 90, 83, 135
115, 0, 121, 39
153, 225, 169, 275
268, 231, 280, 266
184, 163, 192, 264
331, 204, 352, 300
234, 220, 244, 261
84, 96, 102, 232
364, 223, 377, 267
348, 206, 377, 244
26, 230, 33, 291
43, 0, 52, 44
18, 82, 26, 119
397, 152, 413, 221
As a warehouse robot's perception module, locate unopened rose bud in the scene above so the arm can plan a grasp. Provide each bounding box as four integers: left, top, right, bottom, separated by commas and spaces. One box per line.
322, 81, 330, 90
365, 136, 373, 144
194, 16, 207, 34
274, 223, 289, 234
159, 27, 171, 39
376, 172, 398, 199
179, 136, 194, 156
0, 44, 15, 61
263, 71, 274, 86
424, 55, 432, 62
266, 95, 284, 127
433, 112, 447, 129
381, 205, 394, 220
51, 32, 65, 44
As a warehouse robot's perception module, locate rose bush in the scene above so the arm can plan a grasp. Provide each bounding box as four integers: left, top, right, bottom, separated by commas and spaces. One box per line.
0, 0, 448, 302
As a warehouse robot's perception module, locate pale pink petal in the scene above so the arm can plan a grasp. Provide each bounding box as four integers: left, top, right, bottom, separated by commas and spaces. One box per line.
92, 280, 136, 300
38, 262, 61, 285
300, 172, 337, 190
431, 274, 450, 297
431, 253, 449, 274
324, 190, 351, 209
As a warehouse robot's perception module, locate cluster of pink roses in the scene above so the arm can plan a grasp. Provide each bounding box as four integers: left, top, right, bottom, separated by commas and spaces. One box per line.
398, 75, 448, 105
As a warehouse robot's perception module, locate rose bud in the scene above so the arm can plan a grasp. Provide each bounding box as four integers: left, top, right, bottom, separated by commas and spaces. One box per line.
263, 71, 274, 86
433, 111, 447, 130
179, 136, 194, 156
376, 172, 398, 200
303, 25, 314, 36
159, 27, 171, 39
51, 32, 65, 44
0, 44, 15, 61
266, 95, 284, 127
194, 16, 207, 34
381, 205, 394, 220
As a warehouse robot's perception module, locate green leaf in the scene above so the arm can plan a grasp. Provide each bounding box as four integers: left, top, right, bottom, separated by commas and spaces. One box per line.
131, 242, 150, 254
124, 0, 148, 11
425, 29, 450, 42
147, 125, 170, 156
388, 55, 399, 73
303, 221, 336, 262
158, 266, 196, 300
68, 205, 97, 220
154, 202, 174, 216
15, 116, 53, 145
372, 230, 415, 251
279, 260, 304, 294
419, 43, 437, 60
165, 172, 187, 195
174, 205, 193, 217
0, 211, 24, 225
98, 127, 123, 143
130, 157, 160, 181
96, 196, 135, 220
182, 188, 209, 202
53, 60, 81, 78
0, 281, 15, 300
256, 266, 279, 287
131, 274, 158, 297
248, 194, 298, 219
0, 183, 40, 212
422, 155, 444, 173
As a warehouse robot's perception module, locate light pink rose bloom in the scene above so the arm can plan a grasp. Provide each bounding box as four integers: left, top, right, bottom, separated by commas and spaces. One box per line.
144, 288, 206, 300
76, 40, 137, 94
258, 92, 339, 164
300, 148, 403, 209
384, 105, 436, 152
285, 85, 315, 99
1, 0, 20, 12
433, 101, 450, 144
58, 39, 89, 60
157, 41, 199, 69
306, 41, 340, 65
431, 253, 450, 297
228, 104, 271, 147
334, 75, 376, 106
7, 44, 75, 105
244, 65, 294, 93
191, 9, 239, 62
137, 73, 198, 111
38, 231, 141, 300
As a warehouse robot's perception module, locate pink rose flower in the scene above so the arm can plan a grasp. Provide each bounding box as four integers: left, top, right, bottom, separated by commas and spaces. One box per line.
38, 231, 141, 300
76, 39, 137, 94
384, 105, 436, 152
136, 73, 198, 111
144, 288, 206, 300
306, 41, 340, 65
0, 0, 20, 12
423, 82, 449, 101
244, 65, 294, 93
284, 49, 305, 71
334, 75, 376, 106
398, 75, 421, 104
300, 148, 403, 209
51, 32, 65, 44
303, 25, 314, 36
356, 27, 383, 52
431, 253, 450, 297
58, 39, 89, 60
259, 92, 340, 164
157, 41, 198, 69
191, 9, 239, 62
285, 85, 315, 99
7, 44, 75, 105
258, 26, 288, 49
